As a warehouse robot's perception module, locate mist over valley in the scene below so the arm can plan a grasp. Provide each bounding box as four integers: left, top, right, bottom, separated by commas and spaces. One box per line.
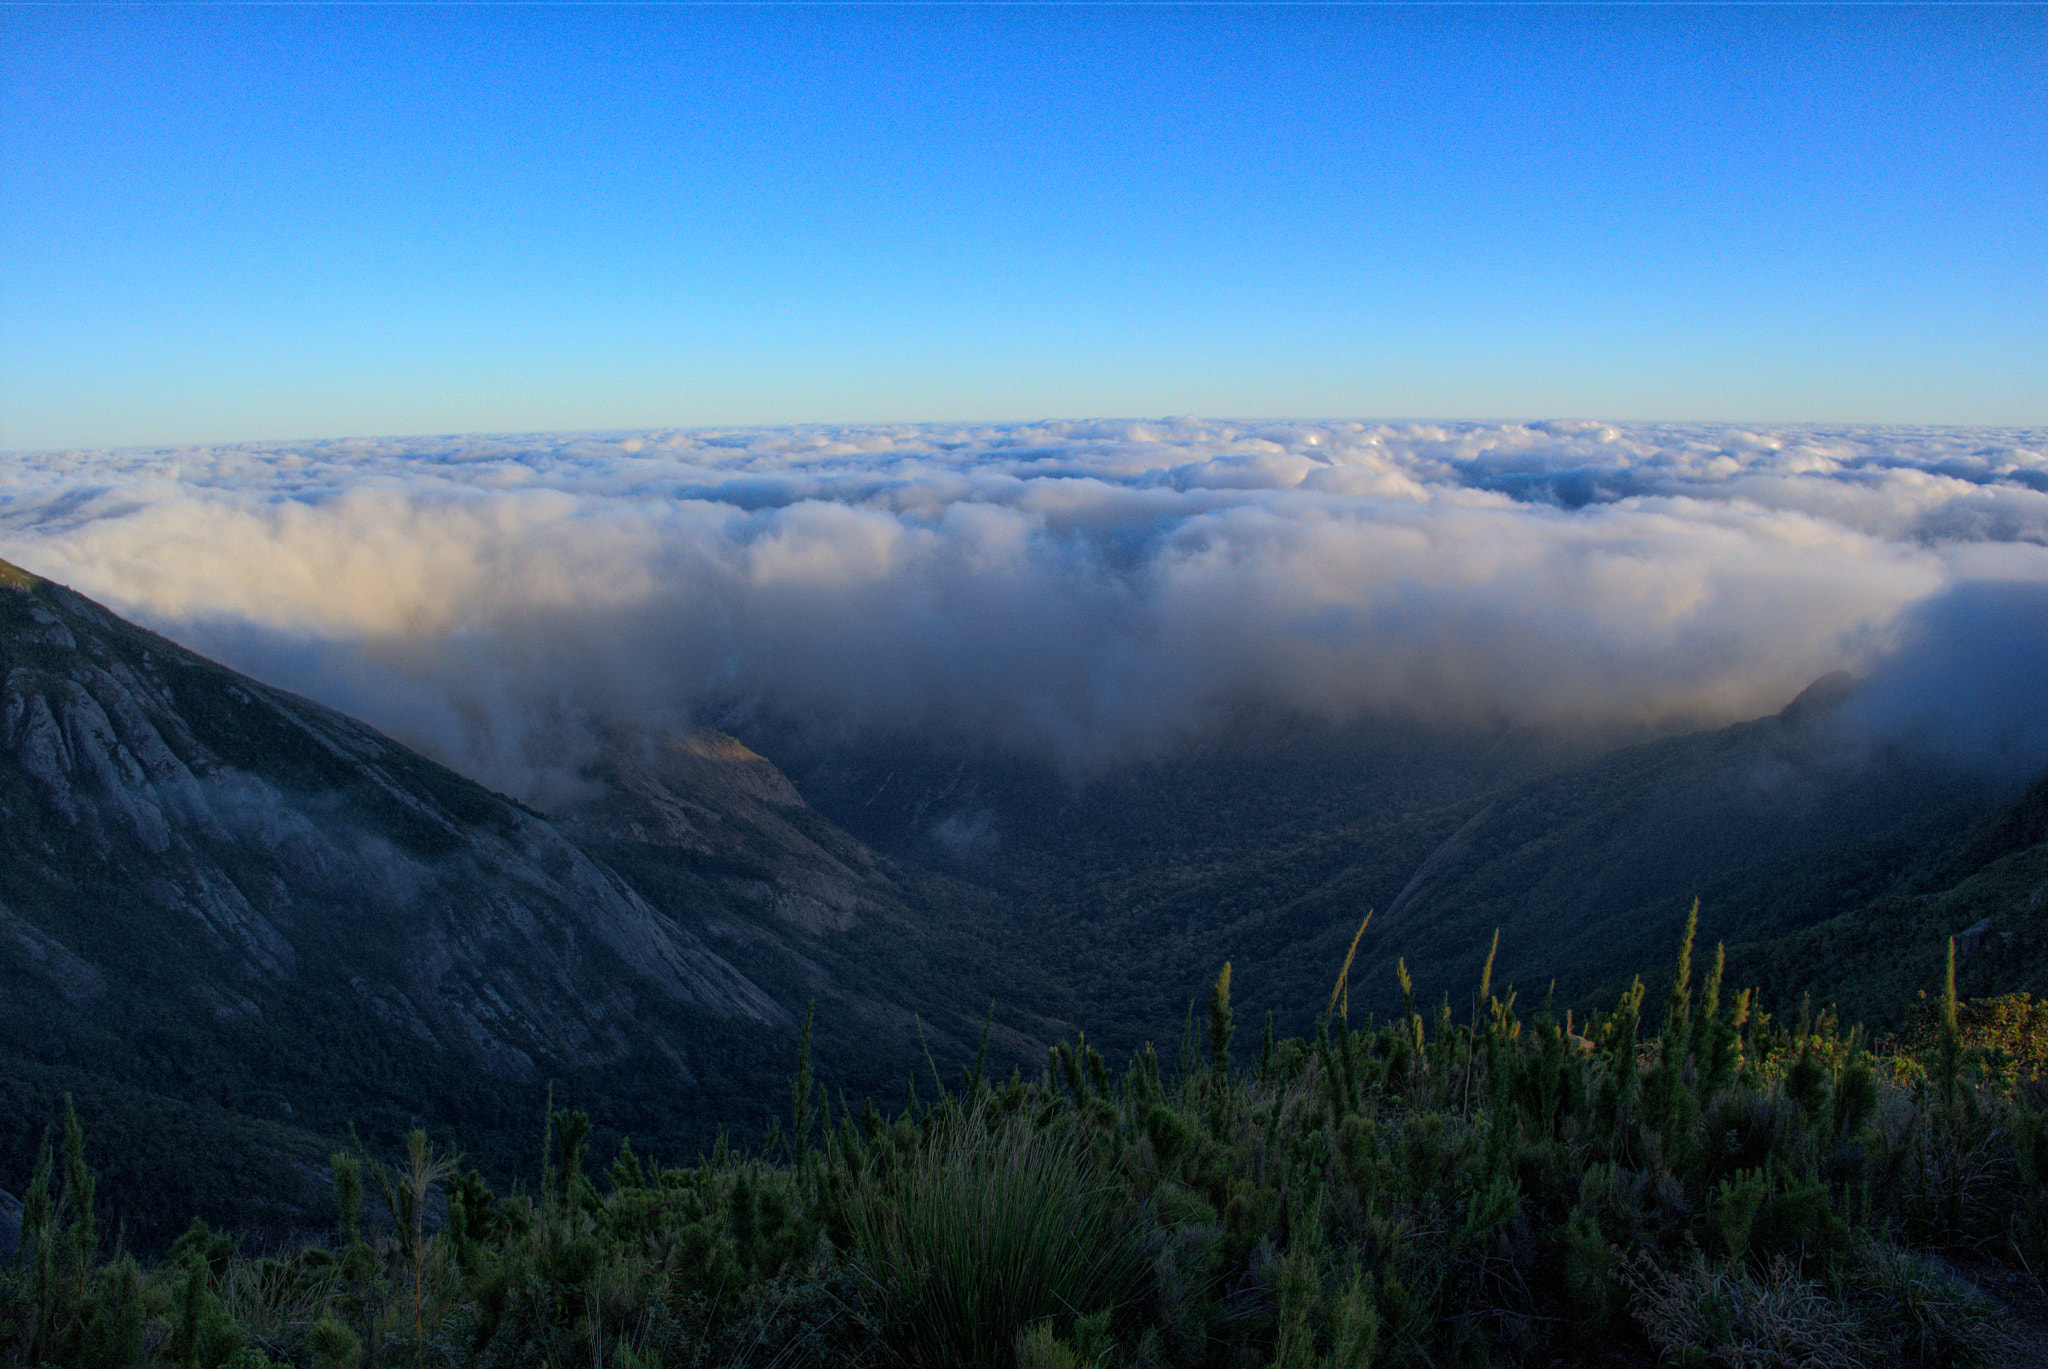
9, 419, 2046, 797
5, 420, 2047, 1236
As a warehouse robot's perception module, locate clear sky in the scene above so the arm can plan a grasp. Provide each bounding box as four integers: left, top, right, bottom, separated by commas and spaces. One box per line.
3, 2, 2043, 451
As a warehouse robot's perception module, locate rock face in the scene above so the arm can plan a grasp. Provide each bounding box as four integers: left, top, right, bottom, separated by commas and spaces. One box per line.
0, 556, 787, 1092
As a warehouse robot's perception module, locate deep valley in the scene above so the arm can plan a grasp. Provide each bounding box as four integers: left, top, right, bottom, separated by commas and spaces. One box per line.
2, 552, 2044, 1254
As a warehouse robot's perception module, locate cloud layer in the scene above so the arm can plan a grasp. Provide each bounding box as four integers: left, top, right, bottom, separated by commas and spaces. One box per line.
5, 419, 2047, 800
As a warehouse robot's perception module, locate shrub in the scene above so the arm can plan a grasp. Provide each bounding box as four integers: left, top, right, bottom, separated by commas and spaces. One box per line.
1622, 1253, 1881, 1369
844, 1096, 1155, 1367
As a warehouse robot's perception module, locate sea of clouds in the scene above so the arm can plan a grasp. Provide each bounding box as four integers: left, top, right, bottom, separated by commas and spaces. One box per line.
4, 419, 2046, 803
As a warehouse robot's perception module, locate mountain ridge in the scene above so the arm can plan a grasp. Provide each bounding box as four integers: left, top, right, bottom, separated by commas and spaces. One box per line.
1, 554, 1027, 1244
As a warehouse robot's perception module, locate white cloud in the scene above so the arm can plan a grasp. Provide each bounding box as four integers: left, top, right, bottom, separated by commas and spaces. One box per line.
4, 419, 2045, 799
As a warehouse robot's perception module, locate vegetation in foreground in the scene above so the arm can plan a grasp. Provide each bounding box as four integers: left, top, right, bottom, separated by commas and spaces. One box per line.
6, 910, 2048, 1369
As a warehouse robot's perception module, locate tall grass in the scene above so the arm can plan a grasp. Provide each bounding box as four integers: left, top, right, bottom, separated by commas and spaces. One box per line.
843, 1095, 1153, 1367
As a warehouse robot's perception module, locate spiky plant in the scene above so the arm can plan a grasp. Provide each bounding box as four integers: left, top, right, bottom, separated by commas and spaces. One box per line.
844, 1094, 1154, 1367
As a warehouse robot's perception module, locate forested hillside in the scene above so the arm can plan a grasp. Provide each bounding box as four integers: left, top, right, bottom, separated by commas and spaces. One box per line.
750, 676, 2012, 1057
1735, 769, 2048, 1031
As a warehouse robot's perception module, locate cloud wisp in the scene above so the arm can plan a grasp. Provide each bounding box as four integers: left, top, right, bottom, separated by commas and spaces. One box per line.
5, 419, 2046, 802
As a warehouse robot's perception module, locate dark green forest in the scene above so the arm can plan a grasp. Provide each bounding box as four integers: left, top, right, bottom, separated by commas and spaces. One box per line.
7, 915, 2047, 1369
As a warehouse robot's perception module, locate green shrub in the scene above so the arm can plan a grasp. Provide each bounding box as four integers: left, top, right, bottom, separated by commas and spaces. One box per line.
844, 1096, 1154, 1367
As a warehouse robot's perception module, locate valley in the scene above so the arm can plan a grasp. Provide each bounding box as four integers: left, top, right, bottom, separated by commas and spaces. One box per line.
743, 676, 2018, 1053
3, 553, 2045, 1254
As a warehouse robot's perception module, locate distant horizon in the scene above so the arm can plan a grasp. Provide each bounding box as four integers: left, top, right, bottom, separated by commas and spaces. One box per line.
11, 412, 2047, 459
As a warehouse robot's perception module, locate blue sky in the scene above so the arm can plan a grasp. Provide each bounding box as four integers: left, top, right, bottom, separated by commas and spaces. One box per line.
3, 3, 2043, 450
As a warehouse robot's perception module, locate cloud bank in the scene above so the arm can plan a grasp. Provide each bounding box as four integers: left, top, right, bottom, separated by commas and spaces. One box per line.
5, 419, 2046, 801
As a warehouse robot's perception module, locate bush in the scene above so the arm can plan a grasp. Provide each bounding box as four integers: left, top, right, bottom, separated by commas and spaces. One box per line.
843, 1096, 1154, 1367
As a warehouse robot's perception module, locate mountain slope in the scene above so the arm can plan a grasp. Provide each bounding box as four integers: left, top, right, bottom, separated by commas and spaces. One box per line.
0, 559, 813, 1241
555, 729, 1077, 1106
0, 553, 788, 1065
1732, 769, 2048, 1030
0, 553, 1071, 1245
751, 680, 2007, 1054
